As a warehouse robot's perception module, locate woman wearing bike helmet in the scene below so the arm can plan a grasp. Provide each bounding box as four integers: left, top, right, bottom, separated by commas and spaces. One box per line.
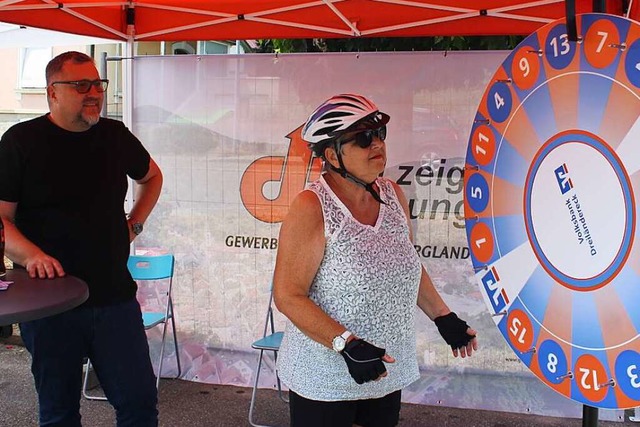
273, 94, 478, 427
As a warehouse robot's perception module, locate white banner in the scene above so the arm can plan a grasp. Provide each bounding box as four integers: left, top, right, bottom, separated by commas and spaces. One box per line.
131, 51, 613, 417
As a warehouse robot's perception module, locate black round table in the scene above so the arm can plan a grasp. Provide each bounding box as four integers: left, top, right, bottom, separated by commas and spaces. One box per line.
0, 269, 88, 326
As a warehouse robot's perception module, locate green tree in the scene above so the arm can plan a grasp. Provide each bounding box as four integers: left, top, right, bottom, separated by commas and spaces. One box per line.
253, 36, 523, 53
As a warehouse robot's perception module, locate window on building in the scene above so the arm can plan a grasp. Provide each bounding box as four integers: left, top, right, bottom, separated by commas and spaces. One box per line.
20, 47, 51, 89
197, 41, 229, 54
171, 41, 196, 55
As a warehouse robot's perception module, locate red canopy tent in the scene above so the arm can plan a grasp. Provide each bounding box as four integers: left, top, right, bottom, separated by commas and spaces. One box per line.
1, 1, 629, 126
0, 0, 631, 42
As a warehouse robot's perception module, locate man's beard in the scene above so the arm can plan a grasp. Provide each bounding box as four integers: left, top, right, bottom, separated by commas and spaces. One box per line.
78, 110, 100, 128
77, 96, 102, 128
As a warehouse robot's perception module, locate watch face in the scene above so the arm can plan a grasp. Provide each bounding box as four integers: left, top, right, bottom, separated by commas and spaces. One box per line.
132, 222, 143, 235
332, 336, 346, 352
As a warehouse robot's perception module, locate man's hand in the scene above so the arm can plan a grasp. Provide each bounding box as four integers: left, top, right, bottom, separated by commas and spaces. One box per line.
24, 251, 65, 279
341, 338, 395, 384
434, 312, 478, 358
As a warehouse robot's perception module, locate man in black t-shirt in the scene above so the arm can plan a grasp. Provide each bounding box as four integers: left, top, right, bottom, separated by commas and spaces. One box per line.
0, 51, 163, 426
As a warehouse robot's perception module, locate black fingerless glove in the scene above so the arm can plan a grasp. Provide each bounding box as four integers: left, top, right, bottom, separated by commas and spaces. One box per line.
434, 312, 475, 350
341, 338, 387, 385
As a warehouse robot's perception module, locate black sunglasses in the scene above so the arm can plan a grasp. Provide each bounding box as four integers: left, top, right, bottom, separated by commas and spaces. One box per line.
338, 125, 387, 148
51, 79, 109, 94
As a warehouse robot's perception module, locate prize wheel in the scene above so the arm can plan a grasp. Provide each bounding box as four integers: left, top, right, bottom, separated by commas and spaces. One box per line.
464, 13, 640, 409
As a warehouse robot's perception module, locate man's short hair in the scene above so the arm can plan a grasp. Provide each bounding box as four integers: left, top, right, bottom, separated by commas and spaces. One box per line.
45, 51, 93, 85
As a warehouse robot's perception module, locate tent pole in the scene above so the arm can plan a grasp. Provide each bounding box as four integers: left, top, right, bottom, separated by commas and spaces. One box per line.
592, 0, 605, 13
123, 38, 133, 128
582, 405, 598, 427
565, 0, 578, 41
123, 36, 135, 254
124, 4, 135, 128
123, 5, 141, 255
100, 51, 108, 118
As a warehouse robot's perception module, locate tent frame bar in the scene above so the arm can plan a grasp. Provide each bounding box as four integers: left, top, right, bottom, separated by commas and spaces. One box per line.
0, 0, 577, 41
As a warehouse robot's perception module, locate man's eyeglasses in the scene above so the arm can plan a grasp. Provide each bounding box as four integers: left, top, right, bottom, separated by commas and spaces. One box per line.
338, 125, 387, 149
51, 79, 109, 94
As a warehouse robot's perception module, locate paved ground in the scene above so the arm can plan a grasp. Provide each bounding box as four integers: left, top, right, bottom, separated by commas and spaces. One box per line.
1, 331, 637, 426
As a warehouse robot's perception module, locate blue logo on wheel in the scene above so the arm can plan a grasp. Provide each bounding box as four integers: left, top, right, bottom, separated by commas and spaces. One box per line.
554, 163, 573, 194
481, 267, 508, 313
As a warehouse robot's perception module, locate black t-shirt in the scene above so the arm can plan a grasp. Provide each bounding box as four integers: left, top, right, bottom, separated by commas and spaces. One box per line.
0, 115, 151, 306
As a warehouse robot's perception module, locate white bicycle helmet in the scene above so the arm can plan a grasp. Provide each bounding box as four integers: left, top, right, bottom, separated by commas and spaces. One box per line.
301, 93, 390, 204
301, 93, 390, 145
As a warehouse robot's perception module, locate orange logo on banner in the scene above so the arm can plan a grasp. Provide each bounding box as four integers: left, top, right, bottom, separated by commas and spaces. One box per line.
240, 125, 323, 223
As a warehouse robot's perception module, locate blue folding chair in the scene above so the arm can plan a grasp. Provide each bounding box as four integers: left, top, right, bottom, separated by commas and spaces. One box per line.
83, 254, 182, 400
248, 285, 288, 427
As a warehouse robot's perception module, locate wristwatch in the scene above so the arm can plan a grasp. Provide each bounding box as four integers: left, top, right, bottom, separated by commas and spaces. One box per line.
129, 217, 144, 235
332, 330, 353, 353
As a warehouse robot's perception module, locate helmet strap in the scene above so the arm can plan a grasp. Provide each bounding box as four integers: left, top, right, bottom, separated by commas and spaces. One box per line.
329, 141, 386, 204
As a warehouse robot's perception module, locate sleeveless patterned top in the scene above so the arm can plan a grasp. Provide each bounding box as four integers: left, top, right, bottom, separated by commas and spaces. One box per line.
277, 175, 423, 401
